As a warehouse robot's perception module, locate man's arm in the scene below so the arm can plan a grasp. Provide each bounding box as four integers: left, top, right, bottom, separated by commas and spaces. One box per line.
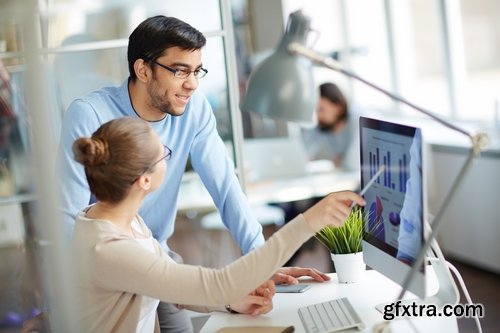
189, 96, 264, 254
57, 99, 101, 237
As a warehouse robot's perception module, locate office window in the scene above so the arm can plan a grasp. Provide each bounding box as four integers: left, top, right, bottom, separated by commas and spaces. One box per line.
282, 0, 394, 112
45, 0, 222, 49
391, 0, 450, 118
282, 0, 351, 106
457, 0, 500, 121
198, 37, 234, 142
1, 0, 241, 179
344, 0, 393, 112
281, 0, 500, 124
392, 0, 500, 122
4, 0, 238, 151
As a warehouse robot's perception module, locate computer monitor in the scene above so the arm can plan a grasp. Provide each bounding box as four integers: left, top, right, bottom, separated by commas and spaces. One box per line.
359, 116, 426, 298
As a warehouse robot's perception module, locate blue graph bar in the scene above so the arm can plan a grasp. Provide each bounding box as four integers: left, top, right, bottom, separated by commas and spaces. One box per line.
399, 159, 403, 192
376, 148, 380, 183
369, 152, 373, 178
403, 153, 407, 192
387, 151, 391, 188
383, 156, 387, 186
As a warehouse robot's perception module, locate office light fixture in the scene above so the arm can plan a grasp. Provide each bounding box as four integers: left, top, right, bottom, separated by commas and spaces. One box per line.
240, 9, 489, 325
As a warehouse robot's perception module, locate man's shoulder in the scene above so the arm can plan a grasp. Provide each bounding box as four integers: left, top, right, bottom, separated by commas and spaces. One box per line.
186, 90, 210, 110
181, 90, 213, 122
302, 126, 323, 138
65, 80, 129, 120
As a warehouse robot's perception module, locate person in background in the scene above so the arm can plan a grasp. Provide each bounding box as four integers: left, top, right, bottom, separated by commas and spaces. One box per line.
71, 117, 365, 333
302, 82, 351, 167
57, 15, 330, 332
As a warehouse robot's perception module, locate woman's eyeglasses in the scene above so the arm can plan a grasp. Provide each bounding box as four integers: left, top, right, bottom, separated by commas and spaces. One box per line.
151, 144, 172, 167
131, 145, 172, 184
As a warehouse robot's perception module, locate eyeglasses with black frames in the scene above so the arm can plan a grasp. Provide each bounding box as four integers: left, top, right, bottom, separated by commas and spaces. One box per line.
152, 144, 172, 167
131, 144, 172, 185
153, 61, 208, 79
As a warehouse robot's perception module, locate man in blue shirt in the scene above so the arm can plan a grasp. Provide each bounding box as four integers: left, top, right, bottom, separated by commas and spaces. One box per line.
58, 15, 329, 332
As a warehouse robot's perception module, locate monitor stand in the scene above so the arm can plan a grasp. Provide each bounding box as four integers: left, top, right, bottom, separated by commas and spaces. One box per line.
375, 221, 460, 313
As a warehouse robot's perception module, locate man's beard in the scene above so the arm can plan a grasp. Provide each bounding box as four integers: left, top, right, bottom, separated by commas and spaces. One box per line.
317, 119, 339, 132
154, 99, 175, 115
147, 79, 179, 116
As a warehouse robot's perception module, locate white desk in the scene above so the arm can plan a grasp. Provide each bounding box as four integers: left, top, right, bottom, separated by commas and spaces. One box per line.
199, 269, 458, 333
177, 169, 360, 213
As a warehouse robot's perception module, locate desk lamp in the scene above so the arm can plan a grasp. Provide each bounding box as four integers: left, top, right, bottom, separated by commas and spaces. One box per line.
241, 9, 489, 331
241, 10, 317, 122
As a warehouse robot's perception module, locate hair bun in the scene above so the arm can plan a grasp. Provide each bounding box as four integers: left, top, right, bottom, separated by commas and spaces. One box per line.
73, 137, 110, 166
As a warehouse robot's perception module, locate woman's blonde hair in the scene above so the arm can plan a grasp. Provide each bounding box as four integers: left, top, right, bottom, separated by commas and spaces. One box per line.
72, 117, 159, 203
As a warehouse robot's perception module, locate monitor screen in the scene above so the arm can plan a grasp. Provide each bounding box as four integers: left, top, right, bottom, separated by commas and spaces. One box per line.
359, 116, 426, 298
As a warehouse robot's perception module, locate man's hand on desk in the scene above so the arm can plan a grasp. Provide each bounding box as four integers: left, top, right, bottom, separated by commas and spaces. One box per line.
272, 267, 331, 285
229, 280, 275, 315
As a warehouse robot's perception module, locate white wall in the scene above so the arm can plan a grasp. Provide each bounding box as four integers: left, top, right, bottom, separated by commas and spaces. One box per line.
429, 145, 500, 273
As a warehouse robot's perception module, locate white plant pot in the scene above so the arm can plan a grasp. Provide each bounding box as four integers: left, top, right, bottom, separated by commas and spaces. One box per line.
331, 252, 366, 283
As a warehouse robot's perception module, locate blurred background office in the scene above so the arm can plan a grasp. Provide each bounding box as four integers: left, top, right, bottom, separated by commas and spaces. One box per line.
0, 0, 499, 332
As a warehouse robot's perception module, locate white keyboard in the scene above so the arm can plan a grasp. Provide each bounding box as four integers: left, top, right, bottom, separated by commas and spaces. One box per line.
298, 297, 365, 333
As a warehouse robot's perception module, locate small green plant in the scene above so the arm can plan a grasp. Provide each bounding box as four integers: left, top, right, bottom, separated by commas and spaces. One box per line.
315, 206, 367, 254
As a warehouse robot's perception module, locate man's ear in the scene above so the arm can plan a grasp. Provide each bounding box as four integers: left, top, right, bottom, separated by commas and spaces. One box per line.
134, 59, 151, 83
137, 174, 152, 191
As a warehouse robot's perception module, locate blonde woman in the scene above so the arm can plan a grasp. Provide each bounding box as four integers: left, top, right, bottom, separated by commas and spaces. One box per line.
71, 117, 365, 333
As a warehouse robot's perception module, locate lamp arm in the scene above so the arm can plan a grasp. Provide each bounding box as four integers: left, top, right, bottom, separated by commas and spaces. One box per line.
288, 42, 491, 308
288, 42, 489, 154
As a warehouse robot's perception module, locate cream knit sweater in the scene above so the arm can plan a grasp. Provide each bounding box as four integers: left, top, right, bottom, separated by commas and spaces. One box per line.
72, 210, 314, 333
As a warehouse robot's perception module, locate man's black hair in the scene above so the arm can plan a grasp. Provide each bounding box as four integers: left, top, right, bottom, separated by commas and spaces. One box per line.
127, 15, 206, 80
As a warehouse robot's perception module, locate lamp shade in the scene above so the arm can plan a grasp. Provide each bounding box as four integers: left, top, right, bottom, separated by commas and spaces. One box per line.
240, 10, 317, 123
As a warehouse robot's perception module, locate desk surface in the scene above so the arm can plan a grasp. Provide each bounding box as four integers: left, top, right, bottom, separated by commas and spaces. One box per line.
199, 270, 458, 333
177, 169, 360, 213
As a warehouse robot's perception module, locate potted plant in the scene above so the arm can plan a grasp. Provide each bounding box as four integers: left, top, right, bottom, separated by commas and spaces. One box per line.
315, 206, 368, 283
